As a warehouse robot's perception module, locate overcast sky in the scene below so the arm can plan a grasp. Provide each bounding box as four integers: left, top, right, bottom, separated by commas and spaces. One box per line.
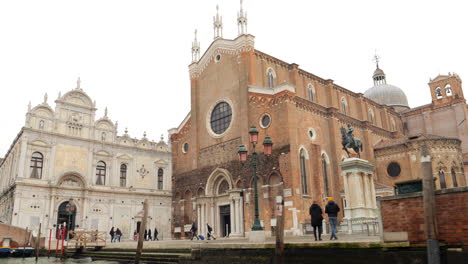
1, 0, 467, 155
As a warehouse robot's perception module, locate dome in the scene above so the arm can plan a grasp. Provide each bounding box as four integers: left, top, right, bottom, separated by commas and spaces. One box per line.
364, 65, 409, 108
364, 83, 409, 107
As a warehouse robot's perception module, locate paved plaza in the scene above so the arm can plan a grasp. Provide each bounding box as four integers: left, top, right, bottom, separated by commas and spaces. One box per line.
103, 234, 382, 249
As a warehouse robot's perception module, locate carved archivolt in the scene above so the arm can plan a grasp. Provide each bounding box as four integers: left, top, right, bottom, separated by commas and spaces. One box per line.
58, 174, 85, 188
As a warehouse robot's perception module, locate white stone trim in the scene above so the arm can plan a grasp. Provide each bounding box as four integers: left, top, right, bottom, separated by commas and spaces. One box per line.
205, 98, 235, 139
248, 83, 296, 95
259, 113, 272, 129
189, 35, 255, 78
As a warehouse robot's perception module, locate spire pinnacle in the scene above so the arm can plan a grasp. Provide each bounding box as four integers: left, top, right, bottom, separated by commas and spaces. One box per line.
373, 50, 380, 69
43, 93, 48, 104
192, 29, 200, 63
104, 107, 108, 117
28, 101, 31, 111
237, 0, 248, 35
213, 5, 223, 39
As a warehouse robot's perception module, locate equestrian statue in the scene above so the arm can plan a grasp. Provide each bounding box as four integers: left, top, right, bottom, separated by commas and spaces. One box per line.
340, 124, 363, 158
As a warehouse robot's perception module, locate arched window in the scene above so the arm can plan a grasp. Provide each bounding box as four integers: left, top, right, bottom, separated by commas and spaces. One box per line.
445, 84, 453, 96
120, 164, 127, 187
322, 153, 329, 197
267, 68, 275, 88
438, 169, 447, 189
341, 98, 347, 115
308, 84, 315, 102
299, 149, 308, 195
96, 161, 106, 185
435, 87, 442, 99
30, 152, 43, 179
451, 168, 458, 187
157, 168, 164, 190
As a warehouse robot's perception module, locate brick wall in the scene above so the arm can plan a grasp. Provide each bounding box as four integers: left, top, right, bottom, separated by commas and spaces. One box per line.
380, 186, 468, 247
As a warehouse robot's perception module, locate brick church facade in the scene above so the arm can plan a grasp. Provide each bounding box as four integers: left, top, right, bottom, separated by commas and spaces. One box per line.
169, 4, 468, 238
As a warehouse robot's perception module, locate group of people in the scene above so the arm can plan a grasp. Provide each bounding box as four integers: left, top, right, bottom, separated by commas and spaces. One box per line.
309, 197, 340, 241
109, 198, 339, 243
109, 227, 123, 242
132, 228, 159, 241
189, 222, 216, 241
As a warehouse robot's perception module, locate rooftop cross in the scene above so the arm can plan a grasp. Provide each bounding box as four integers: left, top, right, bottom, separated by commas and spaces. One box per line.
373, 51, 380, 69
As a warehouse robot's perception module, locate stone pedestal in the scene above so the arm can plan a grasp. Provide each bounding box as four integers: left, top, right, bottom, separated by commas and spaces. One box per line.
248, 230, 266, 242
339, 158, 378, 234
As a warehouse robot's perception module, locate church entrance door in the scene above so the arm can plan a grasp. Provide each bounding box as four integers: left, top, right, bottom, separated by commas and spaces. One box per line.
56, 201, 76, 238
219, 205, 231, 237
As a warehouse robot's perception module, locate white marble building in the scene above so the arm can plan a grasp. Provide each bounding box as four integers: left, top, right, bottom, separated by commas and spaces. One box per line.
0, 79, 172, 239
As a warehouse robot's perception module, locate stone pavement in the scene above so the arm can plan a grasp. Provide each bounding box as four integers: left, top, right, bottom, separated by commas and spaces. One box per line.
104, 233, 381, 249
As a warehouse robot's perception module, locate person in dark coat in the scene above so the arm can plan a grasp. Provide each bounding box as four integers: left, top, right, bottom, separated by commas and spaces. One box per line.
309, 201, 323, 241
153, 228, 159, 241
144, 229, 148, 241
325, 197, 340, 240
109, 227, 115, 243
115, 228, 122, 242
190, 222, 199, 240
148, 228, 152, 241
206, 223, 216, 240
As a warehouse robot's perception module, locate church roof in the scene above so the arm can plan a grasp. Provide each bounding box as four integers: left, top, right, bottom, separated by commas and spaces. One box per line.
374, 134, 459, 149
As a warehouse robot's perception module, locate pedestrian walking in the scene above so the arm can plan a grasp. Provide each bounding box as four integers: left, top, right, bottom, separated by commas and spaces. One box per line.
144, 229, 148, 241
153, 228, 159, 241
190, 222, 199, 240
109, 227, 115, 243
206, 223, 216, 240
133, 230, 138, 241
115, 228, 122, 242
325, 197, 340, 240
148, 228, 152, 241
309, 200, 323, 241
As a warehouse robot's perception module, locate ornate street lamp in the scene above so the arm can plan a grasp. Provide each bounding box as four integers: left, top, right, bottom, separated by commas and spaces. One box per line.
238, 126, 274, 231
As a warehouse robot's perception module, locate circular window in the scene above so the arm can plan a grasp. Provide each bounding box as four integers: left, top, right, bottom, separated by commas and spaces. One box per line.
210, 102, 232, 135
387, 162, 401, 177
308, 128, 316, 140
215, 54, 221, 62
260, 114, 271, 128
182, 143, 189, 153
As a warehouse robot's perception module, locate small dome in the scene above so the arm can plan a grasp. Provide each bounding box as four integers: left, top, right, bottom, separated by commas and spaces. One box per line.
373, 67, 385, 77
364, 64, 409, 109
364, 83, 409, 107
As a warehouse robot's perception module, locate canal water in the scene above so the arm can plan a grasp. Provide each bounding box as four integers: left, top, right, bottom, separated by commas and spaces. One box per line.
0, 257, 118, 264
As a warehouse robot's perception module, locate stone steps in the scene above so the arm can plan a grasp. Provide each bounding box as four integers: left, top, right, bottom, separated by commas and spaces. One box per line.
67, 249, 191, 263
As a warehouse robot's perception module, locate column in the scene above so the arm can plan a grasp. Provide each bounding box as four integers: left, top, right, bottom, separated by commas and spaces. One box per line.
17, 137, 28, 179
362, 173, 371, 208
239, 197, 244, 235
235, 198, 240, 235
87, 150, 94, 184
197, 204, 201, 232
82, 191, 88, 229
230, 199, 235, 235
48, 144, 56, 181
368, 174, 377, 209
200, 203, 205, 236
210, 201, 215, 227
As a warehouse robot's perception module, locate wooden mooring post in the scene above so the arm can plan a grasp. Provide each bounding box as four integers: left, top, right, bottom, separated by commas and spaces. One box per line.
23, 227, 28, 258
421, 144, 440, 264
135, 199, 148, 264
274, 184, 285, 264
35, 223, 41, 261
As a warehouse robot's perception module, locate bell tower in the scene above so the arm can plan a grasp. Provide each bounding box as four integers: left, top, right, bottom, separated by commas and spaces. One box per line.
428, 73, 464, 105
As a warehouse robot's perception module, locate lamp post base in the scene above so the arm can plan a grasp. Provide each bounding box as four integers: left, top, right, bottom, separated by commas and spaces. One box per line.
249, 230, 266, 242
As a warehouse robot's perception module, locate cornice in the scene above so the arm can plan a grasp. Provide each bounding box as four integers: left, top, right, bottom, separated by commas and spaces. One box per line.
189, 35, 255, 79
